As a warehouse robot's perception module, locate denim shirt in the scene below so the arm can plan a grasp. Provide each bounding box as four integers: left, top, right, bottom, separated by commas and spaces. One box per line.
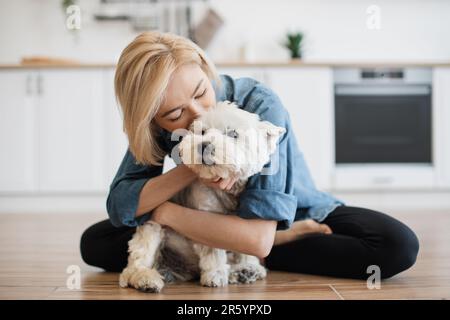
106, 74, 344, 229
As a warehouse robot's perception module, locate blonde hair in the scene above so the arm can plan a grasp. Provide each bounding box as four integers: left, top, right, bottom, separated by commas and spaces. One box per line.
114, 31, 221, 166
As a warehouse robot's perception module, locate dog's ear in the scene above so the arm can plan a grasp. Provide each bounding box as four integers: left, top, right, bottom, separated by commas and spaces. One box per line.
258, 121, 286, 154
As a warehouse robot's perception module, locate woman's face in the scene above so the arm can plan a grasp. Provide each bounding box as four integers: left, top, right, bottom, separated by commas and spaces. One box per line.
154, 63, 216, 132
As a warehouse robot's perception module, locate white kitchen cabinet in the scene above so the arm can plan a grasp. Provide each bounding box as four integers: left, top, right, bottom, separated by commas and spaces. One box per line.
264, 68, 334, 190
0, 68, 114, 194
102, 69, 129, 186
0, 70, 39, 192
37, 69, 105, 192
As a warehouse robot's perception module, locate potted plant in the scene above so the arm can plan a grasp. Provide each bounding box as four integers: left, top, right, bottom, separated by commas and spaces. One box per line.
62, 0, 76, 12
282, 31, 304, 60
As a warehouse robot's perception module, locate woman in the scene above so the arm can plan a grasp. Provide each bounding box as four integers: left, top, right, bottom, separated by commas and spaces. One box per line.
80, 31, 419, 280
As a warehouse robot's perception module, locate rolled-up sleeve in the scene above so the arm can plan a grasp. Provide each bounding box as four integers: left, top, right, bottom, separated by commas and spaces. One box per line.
223, 76, 298, 230
106, 149, 163, 227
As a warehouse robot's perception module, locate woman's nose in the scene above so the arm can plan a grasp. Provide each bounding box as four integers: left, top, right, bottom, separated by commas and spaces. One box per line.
187, 102, 204, 119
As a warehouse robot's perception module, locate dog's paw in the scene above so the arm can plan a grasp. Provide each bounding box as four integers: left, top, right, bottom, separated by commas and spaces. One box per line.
200, 267, 229, 287
119, 267, 165, 293
229, 263, 267, 284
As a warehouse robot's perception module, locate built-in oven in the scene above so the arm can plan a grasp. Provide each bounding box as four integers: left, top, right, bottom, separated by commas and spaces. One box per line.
332, 67, 434, 190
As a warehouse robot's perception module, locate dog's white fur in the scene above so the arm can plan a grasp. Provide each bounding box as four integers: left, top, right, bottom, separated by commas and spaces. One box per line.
119, 101, 286, 292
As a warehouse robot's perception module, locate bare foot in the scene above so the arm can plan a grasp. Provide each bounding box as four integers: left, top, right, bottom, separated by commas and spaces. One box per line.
292, 219, 332, 236
273, 219, 332, 246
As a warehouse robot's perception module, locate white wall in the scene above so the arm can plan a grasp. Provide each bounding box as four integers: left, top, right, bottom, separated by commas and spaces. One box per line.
0, 0, 449, 64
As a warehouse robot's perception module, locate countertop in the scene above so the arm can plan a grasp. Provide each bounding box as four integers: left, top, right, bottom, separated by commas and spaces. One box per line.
1, 60, 450, 69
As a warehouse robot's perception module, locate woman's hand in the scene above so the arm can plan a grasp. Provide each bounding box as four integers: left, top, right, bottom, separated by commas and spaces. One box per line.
199, 176, 239, 191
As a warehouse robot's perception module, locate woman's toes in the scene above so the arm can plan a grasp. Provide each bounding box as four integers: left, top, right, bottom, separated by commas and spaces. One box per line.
296, 220, 332, 235
320, 224, 333, 234
304, 220, 327, 233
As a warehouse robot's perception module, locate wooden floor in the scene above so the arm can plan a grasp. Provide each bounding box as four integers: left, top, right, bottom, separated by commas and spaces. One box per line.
0, 210, 449, 300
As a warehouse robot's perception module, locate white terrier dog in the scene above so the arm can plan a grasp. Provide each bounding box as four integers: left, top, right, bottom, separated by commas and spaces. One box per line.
119, 101, 286, 292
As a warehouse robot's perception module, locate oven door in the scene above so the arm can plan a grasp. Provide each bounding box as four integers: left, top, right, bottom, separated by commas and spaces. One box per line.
335, 84, 432, 164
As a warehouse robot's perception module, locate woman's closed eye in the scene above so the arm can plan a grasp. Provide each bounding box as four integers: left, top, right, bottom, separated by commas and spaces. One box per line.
169, 109, 184, 121
195, 88, 207, 99
169, 88, 208, 122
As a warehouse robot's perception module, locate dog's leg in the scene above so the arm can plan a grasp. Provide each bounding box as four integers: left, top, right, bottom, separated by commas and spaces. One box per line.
193, 244, 229, 287
229, 253, 267, 284
119, 222, 165, 293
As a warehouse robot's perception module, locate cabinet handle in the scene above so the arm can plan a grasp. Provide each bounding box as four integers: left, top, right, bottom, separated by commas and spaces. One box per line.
37, 74, 43, 95
372, 176, 394, 185
26, 74, 32, 96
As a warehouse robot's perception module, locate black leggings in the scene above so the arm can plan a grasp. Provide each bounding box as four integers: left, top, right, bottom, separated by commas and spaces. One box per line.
80, 206, 419, 280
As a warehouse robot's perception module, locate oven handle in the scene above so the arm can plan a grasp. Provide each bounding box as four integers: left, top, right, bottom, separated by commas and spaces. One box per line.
335, 85, 431, 96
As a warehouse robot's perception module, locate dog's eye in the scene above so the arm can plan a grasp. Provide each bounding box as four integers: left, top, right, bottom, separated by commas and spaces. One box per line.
226, 129, 239, 139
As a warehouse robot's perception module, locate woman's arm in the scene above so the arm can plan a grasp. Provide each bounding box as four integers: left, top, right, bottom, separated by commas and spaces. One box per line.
135, 164, 197, 217
152, 201, 277, 259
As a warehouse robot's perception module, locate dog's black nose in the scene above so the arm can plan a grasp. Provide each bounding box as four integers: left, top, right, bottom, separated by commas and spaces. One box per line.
198, 141, 214, 155
198, 142, 215, 165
